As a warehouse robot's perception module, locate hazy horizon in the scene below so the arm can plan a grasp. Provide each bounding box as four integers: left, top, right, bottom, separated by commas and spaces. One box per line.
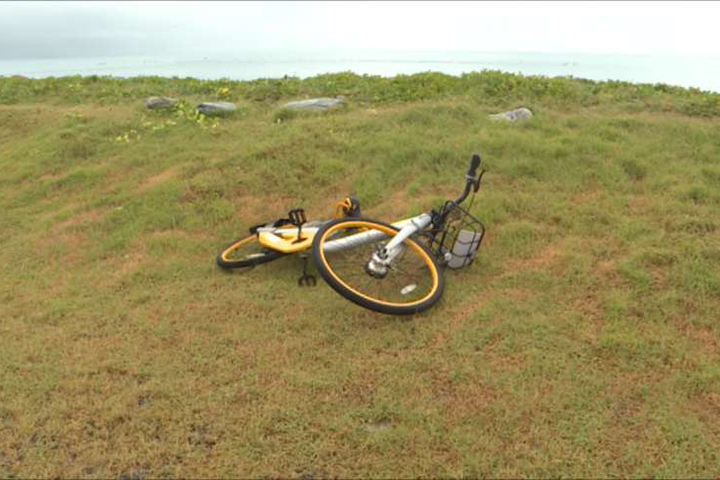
3, 1, 720, 91
6, 48, 720, 63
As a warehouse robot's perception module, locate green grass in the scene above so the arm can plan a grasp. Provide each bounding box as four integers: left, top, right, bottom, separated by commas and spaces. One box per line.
1, 71, 719, 478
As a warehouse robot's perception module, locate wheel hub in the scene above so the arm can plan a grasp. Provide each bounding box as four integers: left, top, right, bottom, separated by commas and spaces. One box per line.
365, 258, 388, 279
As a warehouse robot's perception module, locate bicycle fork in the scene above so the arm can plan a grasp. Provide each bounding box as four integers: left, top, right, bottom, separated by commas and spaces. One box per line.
363, 214, 433, 278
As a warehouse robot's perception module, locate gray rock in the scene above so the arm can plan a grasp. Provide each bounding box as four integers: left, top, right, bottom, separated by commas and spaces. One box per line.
489, 107, 533, 122
197, 101, 237, 115
363, 420, 392, 432
282, 96, 345, 111
145, 97, 178, 109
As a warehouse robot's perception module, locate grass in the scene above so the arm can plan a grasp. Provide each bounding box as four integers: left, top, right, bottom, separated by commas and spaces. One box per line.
1, 71, 719, 478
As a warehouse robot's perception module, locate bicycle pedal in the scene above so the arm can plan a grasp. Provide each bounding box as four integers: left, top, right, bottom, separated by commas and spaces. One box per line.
288, 208, 308, 244
298, 274, 317, 287
288, 208, 307, 226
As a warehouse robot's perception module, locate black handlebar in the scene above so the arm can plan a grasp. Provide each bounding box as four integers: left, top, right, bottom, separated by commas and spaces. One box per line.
467, 153, 481, 178
453, 153, 484, 206
434, 153, 486, 226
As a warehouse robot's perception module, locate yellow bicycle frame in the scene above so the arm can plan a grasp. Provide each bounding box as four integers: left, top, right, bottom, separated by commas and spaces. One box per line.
257, 226, 320, 253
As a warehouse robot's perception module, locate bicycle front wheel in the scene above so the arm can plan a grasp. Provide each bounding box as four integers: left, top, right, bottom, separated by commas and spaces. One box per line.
217, 235, 284, 269
312, 218, 444, 315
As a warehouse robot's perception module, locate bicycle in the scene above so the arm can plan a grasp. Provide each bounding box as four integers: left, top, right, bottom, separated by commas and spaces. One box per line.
217, 154, 487, 315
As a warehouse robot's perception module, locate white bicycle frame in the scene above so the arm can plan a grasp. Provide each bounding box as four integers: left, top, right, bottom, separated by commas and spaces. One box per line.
322, 213, 432, 267
255, 212, 434, 264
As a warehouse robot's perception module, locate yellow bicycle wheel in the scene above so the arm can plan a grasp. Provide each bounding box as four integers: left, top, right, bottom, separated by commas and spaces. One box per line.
217, 235, 284, 269
312, 218, 444, 315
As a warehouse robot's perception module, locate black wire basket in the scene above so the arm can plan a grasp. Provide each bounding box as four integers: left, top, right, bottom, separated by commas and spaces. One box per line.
428, 201, 486, 269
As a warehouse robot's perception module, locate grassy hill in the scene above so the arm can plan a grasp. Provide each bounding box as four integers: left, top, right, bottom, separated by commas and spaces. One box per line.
1, 71, 719, 477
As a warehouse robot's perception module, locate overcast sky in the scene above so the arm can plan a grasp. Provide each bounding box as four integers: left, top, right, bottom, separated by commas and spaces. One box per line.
1, 1, 718, 60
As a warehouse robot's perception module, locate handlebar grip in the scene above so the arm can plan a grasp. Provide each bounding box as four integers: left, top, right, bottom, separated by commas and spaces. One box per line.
467, 154, 482, 178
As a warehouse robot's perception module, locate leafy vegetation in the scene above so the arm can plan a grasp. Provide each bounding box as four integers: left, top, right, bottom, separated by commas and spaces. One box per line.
0, 70, 719, 477
2, 69, 720, 117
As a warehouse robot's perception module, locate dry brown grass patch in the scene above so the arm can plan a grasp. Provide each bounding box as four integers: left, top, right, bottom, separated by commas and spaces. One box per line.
678, 322, 720, 356
571, 189, 602, 205
138, 166, 182, 193
506, 242, 564, 273
54, 208, 108, 232
364, 187, 412, 222
230, 193, 306, 223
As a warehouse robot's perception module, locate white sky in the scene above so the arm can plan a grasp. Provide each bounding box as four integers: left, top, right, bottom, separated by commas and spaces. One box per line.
1, 1, 719, 59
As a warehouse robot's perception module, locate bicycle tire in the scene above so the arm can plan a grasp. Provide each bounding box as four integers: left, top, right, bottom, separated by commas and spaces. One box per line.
216, 235, 285, 269
312, 217, 444, 315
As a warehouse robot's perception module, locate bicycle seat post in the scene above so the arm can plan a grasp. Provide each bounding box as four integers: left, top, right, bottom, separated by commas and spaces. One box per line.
288, 208, 307, 244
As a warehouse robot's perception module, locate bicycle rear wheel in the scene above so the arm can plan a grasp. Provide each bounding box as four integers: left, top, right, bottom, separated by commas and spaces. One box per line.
312, 218, 444, 315
217, 235, 284, 269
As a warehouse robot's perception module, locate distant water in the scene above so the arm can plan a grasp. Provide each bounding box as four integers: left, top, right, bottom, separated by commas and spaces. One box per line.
1, 51, 719, 93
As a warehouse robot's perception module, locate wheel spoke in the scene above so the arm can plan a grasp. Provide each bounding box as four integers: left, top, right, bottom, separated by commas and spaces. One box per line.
317, 221, 440, 309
